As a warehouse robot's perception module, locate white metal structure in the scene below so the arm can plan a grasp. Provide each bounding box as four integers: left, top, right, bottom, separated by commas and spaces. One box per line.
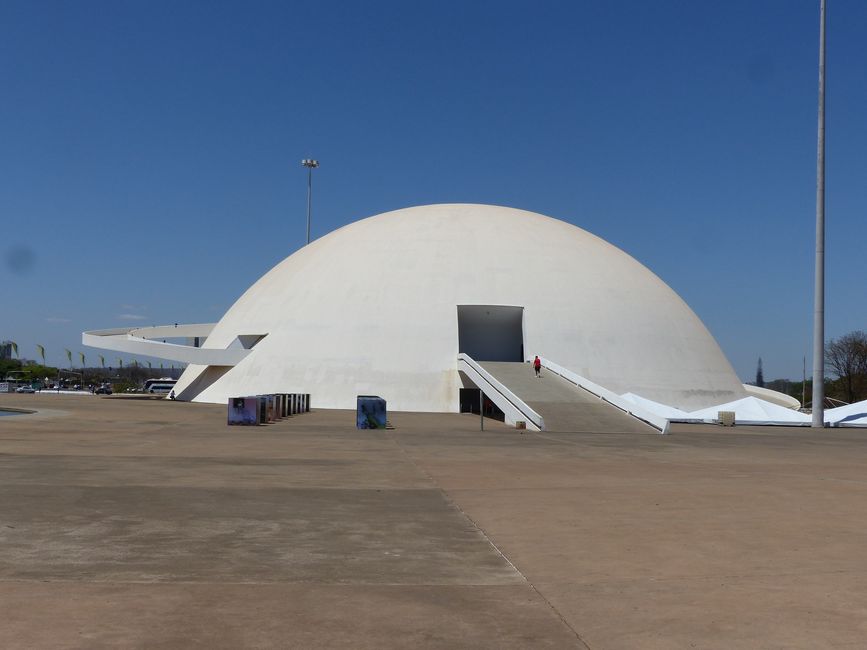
742, 383, 802, 409
812, 0, 827, 428
82, 324, 251, 366
163, 204, 746, 411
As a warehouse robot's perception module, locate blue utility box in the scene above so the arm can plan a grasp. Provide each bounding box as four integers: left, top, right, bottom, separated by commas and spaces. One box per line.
357, 395, 387, 429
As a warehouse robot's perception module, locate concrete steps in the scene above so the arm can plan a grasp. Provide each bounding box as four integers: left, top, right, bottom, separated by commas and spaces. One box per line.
478, 361, 653, 433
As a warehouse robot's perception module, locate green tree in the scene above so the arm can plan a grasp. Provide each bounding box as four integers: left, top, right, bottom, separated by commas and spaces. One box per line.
825, 331, 867, 403
0, 357, 23, 379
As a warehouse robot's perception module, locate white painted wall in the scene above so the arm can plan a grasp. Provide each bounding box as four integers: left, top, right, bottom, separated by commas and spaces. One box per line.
172, 204, 746, 411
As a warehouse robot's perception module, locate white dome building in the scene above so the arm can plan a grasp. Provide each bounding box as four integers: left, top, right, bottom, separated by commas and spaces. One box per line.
170, 204, 745, 411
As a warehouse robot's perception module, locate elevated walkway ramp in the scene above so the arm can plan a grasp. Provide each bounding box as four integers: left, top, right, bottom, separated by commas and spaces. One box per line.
478, 361, 655, 433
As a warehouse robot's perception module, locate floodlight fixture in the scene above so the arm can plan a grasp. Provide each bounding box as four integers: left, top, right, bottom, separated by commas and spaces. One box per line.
301, 159, 320, 244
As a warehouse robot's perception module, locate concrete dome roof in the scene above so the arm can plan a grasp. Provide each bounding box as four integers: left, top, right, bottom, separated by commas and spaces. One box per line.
173, 204, 745, 411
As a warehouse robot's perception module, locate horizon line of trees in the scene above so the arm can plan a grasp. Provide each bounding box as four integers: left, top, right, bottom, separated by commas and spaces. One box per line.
754, 330, 867, 406
1, 345, 184, 387
3, 341, 184, 373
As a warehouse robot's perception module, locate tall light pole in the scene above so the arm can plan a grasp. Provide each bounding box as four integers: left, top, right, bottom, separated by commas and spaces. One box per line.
301, 159, 319, 245
812, 0, 826, 428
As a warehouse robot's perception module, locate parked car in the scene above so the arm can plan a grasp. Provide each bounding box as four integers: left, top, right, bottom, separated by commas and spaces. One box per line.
15, 386, 36, 393
95, 386, 112, 395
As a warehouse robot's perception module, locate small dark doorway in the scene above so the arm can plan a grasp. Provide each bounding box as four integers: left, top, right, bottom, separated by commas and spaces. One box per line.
457, 305, 524, 362
459, 388, 505, 421
459, 388, 480, 414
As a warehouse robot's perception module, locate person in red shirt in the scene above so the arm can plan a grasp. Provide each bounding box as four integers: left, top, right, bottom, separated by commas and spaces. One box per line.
533, 355, 542, 378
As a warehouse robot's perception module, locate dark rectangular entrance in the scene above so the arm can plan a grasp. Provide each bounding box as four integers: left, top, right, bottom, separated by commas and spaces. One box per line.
459, 388, 505, 421
459, 388, 480, 414
457, 305, 524, 362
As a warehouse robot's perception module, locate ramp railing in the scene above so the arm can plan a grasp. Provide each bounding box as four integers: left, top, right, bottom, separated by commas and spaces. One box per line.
535, 357, 670, 434
458, 354, 544, 431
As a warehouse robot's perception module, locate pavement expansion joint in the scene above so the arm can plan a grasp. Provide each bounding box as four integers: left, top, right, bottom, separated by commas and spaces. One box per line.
381, 428, 594, 648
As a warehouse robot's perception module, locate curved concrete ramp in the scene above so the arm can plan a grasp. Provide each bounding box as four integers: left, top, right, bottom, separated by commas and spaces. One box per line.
479, 362, 654, 433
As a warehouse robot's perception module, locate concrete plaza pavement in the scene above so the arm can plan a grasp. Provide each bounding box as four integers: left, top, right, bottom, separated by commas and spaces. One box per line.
1, 394, 866, 648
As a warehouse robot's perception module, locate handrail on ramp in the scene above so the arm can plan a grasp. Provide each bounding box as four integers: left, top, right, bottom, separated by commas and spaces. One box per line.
534, 357, 670, 434
457, 353, 544, 431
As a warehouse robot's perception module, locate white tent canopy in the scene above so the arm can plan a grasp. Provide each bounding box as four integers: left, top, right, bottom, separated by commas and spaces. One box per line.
825, 400, 867, 426
682, 396, 810, 424
620, 392, 867, 428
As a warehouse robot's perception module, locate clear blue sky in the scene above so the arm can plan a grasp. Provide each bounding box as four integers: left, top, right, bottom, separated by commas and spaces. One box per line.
2, 1, 864, 381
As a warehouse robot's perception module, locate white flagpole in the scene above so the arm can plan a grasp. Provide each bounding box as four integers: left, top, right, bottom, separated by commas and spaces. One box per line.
811, 0, 826, 427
